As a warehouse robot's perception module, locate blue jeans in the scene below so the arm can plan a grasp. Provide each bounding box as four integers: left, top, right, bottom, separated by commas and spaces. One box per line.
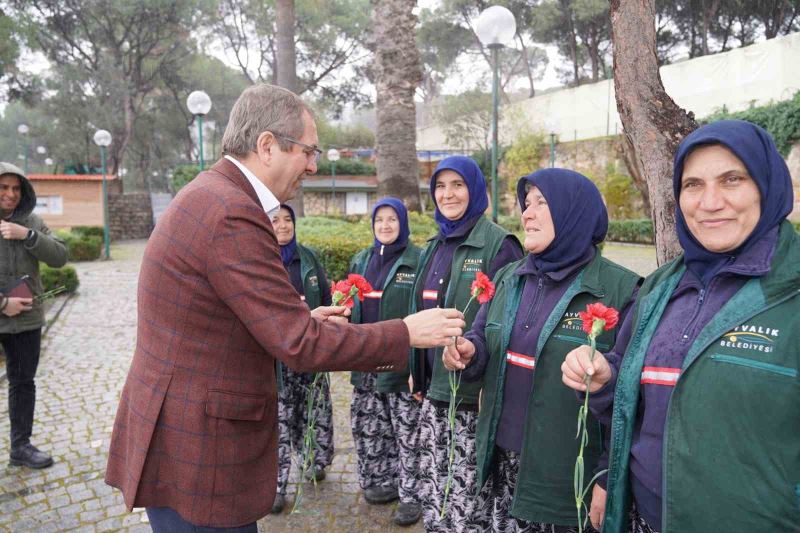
146, 507, 257, 533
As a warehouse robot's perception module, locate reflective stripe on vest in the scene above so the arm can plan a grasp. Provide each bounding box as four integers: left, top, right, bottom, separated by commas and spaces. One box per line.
422, 290, 438, 301
640, 366, 680, 386
364, 290, 383, 299
506, 350, 536, 369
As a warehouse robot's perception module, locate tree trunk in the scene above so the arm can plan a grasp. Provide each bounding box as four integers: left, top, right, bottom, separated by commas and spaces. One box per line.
275, 0, 305, 215
369, 0, 423, 212
616, 134, 651, 216
611, 0, 697, 265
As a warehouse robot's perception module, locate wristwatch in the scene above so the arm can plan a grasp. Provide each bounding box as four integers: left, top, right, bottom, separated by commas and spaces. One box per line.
25, 229, 35, 241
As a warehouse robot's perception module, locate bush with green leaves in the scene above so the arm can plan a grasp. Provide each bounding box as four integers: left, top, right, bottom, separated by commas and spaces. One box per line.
70, 225, 104, 238
40, 263, 79, 293
171, 164, 201, 192
55, 229, 103, 261
315, 159, 376, 176
704, 91, 800, 156
607, 219, 654, 244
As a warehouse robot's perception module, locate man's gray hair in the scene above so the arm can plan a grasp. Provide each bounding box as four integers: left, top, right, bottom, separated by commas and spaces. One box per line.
221, 84, 313, 157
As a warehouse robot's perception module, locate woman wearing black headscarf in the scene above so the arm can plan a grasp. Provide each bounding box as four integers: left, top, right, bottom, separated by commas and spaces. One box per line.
562, 120, 800, 533
444, 169, 640, 532
411, 156, 523, 532
271, 204, 334, 513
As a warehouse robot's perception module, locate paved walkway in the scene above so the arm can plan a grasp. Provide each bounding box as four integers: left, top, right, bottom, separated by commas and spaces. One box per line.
0, 240, 657, 532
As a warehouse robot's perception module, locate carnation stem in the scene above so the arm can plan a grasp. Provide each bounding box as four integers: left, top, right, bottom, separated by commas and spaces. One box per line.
574, 335, 597, 533
292, 371, 328, 513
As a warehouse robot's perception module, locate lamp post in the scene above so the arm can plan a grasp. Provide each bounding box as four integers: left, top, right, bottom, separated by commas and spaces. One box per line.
93, 129, 112, 260
475, 6, 516, 223
327, 148, 340, 214
36, 146, 46, 173
549, 131, 557, 168
17, 124, 29, 175
186, 91, 212, 170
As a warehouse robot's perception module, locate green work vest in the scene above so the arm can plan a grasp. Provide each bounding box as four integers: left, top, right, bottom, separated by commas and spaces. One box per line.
477, 253, 640, 526
603, 221, 800, 533
410, 216, 521, 405
276, 244, 327, 391
349, 243, 421, 393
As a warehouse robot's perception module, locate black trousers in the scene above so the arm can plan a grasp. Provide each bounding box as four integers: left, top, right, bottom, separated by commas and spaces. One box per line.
2, 328, 42, 451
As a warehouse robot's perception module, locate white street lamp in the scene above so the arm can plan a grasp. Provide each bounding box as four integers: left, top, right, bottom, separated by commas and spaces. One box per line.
45, 158, 53, 166
17, 124, 29, 135
475, 5, 516, 222
93, 129, 112, 259
17, 124, 29, 174
36, 146, 46, 155
327, 149, 341, 211
187, 90, 212, 170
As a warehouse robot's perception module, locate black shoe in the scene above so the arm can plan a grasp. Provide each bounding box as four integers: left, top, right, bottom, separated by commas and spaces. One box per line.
364, 485, 399, 505
9, 444, 54, 469
394, 501, 421, 526
270, 494, 285, 514
305, 466, 326, 482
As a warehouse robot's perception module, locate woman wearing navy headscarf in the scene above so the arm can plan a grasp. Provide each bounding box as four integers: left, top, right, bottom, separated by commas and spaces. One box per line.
411, 156, 523, 532
562, 120, 800, 533
347, 198, 423, 525
444, 169, 640, 532
271, 204, 334, 514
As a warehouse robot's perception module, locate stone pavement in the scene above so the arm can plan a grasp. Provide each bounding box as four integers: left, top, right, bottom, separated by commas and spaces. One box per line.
0, 240, 423, 532
0, 239, 657, 532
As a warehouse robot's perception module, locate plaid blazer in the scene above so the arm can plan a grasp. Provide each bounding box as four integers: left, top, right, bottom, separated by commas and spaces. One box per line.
105, 159, 409, 527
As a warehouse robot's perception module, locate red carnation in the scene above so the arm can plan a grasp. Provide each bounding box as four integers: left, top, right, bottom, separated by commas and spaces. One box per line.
332, 279, 355, 308
579, 302, 619, 336
347, 273, 374, 301
470, 271, 496, 305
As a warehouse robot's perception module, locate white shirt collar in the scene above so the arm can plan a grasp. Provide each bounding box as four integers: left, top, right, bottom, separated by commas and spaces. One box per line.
224, 155, 281, 218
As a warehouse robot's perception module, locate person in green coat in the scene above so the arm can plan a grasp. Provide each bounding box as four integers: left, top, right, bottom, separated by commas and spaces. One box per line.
411, 156, 523, 532
562, 120, 800, 533
348, 197, 423, 526
270, 204, 334, 513
0, 162, 68, 470
443, 169, 640, 532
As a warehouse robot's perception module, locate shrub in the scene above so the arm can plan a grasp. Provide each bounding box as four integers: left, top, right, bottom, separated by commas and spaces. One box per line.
607, 219, 654, 244
40, 264, 79, 293
603, 169, 644, 219
68, 235, 103, 261
171, 164, 201, 192
71, 226, 104, 238
315, 159, 376, 176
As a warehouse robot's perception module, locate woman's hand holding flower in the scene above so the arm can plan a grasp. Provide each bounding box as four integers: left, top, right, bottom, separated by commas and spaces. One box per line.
443, 337, 476, 371
561, 345, 612, 393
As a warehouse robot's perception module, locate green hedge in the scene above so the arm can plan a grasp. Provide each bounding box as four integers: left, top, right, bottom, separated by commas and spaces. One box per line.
56, 230, 103, 261
71, 226, 104, 238
607, 219, 654, 244
40, 264, 79, 293
315, 159, 376, 176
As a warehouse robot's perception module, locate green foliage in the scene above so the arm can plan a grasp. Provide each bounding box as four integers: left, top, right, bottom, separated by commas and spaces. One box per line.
433, 90, 493, 152
70, 226, 104, 238
606, 219, 654, 244
704, 91, 800, 156
315, 159, 376, 176
56, 229, 103, 261
296, 213, 440, 280
316, 119, 375, 149
40, 263, 79, 293
503, 129, 547, 188
171, 164, 200, 192
603, 167, 644, 219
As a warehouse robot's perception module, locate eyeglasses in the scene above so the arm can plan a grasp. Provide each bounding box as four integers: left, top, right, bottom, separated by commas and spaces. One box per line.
267, 131, 322, 162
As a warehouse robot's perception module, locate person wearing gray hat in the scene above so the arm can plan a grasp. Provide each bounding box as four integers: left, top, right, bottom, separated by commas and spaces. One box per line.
0, 162, 67, 469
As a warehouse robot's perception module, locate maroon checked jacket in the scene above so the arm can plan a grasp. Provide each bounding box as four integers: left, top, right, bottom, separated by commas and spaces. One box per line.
105, 158, 409, 527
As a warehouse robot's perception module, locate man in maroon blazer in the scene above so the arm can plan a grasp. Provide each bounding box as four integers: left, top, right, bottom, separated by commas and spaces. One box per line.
105, 84, 464, 532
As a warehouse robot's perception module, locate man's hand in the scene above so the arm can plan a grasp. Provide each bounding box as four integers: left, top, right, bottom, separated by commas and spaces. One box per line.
561, 345, 612, 393
3, 297, 33, 317
403, 308, 465, 349
311, 305, 351, 325
0, 221, 29, 240
408, 375, 423, 402
590, 484, 607, 530
443, 337, 476, 371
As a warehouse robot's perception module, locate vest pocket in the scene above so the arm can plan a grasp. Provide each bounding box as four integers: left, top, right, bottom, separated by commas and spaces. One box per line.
710, 354, 797, 379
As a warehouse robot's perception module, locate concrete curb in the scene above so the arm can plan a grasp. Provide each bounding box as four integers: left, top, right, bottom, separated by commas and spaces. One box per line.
0, 292, 73, 382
